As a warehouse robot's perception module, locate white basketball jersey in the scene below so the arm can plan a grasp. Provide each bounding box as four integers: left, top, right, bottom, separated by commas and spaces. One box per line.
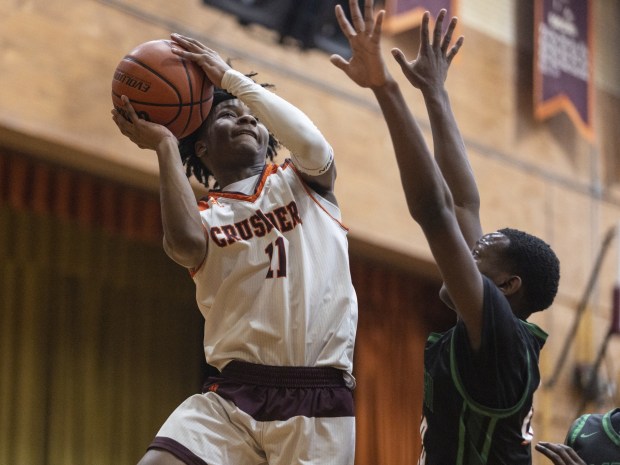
192, 161, 358, 386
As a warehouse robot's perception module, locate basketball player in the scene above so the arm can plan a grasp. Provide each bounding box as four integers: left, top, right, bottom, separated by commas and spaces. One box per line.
331, 1, 560, 464
112, 33, 357, 465
536, 407, 620, 464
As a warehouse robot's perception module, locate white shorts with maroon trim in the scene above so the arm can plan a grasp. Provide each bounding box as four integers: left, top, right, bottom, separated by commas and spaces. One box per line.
148, 362, 355, 465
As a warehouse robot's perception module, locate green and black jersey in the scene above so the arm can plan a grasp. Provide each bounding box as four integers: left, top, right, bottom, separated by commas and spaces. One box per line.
565, 408, 620, 464
421, 276, 547, 465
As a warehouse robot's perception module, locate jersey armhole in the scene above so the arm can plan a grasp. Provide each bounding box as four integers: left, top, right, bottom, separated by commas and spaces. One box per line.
189, 226, 209, 278
449, 331, 533, 417
566, 414, 590, 446
283, 160, 348, 231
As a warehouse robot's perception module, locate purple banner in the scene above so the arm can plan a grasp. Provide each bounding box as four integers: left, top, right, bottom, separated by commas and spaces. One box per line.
383, 0, 457, 35
534, 0, 593, 140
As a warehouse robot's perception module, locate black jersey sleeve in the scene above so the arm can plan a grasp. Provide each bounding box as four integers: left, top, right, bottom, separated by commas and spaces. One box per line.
452, 276, 532, 409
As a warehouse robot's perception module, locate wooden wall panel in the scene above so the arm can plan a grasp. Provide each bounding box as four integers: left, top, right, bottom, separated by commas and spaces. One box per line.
0, 152, 202, 464
351, 257, 452, 465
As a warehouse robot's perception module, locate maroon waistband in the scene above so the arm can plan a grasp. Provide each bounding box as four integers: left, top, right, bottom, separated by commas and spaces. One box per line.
219, 361, 347, 388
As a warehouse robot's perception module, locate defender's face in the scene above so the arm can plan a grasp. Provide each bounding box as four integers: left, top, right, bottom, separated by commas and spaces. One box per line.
471, 231, 510, 280
439, 232, 511, 309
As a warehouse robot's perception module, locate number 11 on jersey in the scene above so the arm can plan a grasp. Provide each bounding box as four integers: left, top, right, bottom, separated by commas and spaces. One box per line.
265, 237, 287, 278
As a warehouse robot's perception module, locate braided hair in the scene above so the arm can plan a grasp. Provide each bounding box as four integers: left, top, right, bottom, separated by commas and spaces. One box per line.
178, 73, 280, 189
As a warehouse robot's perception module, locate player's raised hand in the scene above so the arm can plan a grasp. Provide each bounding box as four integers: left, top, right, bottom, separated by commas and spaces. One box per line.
170, 33, 229, 87
112, 95, 176, 150
330, 0, 390, 89
391, 9, 463, 93
535, 442, 587, 465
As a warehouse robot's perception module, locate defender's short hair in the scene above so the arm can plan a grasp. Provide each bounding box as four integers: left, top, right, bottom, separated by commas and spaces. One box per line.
498, 227, 560, 313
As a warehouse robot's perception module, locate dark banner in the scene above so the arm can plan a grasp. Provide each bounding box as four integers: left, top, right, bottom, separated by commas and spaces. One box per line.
383, 0, 458, 35
534, 0, 594, 141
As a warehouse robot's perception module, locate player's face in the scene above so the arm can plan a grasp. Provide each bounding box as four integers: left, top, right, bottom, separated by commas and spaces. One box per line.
200, 99, 270, 171
473, 232, 512, 288
439, 232, 512, 310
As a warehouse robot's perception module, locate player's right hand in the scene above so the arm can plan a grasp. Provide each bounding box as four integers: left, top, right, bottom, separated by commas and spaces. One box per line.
112, 95, 177, 151
330, 0, 391, 90
535, 442, 587, 465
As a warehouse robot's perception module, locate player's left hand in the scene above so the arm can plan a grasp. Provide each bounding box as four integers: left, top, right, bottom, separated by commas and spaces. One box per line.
535, 442, 587, 465
391, 9, 463, 94
330, 0, 390, 89
170, 33, 229, 88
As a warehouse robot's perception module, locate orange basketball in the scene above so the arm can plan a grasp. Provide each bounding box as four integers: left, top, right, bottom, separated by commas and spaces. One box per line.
112, 39, 214, 139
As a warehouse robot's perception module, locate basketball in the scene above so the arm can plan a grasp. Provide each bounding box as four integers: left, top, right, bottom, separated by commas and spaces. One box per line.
112, 39, 214, 139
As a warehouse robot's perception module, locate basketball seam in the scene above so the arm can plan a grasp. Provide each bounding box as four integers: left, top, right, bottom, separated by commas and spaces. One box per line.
112, 40, 214, 138
121, 55, 184, 126
110, 93, 213, 107
174, 40, 194, 139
